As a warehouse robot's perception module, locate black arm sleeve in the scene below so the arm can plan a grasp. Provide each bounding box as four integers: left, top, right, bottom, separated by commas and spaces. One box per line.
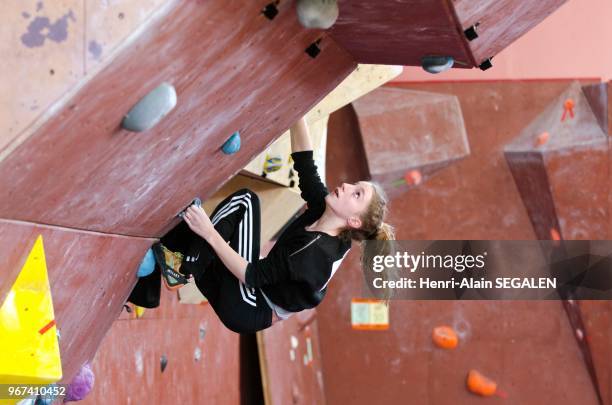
244, 248, 294, 288
291, 151, 328, 213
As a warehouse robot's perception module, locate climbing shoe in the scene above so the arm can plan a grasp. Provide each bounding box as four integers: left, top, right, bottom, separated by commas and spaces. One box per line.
151, 242, 190, 291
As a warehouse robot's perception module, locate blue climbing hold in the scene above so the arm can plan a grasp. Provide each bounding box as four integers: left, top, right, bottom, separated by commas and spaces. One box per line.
34, 384, 58, 405
421, 56, 454, 74
137, 248, 156, 277
222, 131, 241, 155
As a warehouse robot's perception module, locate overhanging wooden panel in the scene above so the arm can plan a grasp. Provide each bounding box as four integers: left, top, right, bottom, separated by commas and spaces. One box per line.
0, 219, 154, 383
452, 0, 567, 64
0, 0, 356, 237
329, 0, 473, 66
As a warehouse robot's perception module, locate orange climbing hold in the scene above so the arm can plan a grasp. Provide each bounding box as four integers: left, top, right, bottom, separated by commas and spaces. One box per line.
404, 170, 422, 186
466, 370, 497, 397
432, 326, 458, 349
535, 131, 549, 146
561, 98, 575, 121
550, 228, 561, 241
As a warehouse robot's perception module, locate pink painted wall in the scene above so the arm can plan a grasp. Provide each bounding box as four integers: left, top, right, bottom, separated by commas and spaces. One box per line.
395, 0, 612, 82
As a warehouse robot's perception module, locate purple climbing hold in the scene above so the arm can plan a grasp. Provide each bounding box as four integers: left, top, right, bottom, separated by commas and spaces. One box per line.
63, 362, 95, 402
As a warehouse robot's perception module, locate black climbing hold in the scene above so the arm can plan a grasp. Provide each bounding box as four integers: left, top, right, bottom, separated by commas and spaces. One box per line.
122, 82, 177, 132
305, 40, 321, 58
478, 57, 493, 71
160, 354, 168, 373
123, 304, 132, 313
261, 171, 267, 178
464, 23, 479, 41
289, 180, 295, 188
262, 2, 279, 20
421, 56, 454, 74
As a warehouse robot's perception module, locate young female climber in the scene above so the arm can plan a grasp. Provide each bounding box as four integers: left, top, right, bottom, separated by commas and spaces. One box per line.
130, 117, 394, 334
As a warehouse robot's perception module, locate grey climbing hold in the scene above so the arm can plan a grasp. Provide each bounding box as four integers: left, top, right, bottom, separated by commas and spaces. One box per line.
296, 0, 339, 30
178, 197, 202, 219
122, 82, 177, 132
421, 56, 454, 74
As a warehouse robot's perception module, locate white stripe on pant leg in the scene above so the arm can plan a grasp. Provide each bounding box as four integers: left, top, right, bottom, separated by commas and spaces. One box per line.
246, 203, 257, 296
238, 221, 255, 305
211, 193, 252, 224
240, 202, 257, 300
212, 193, 251, 222
238, 213, 257, 306
241, 199, 255, 293
208, 196, 257, 306
212, 206, 240, 226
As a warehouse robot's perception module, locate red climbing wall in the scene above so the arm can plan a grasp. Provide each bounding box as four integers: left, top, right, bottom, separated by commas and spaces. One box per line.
505, 81, 609, 241
320, 80, 603, 404
581, 300, 612, 405
78, 287, 242, 404
258, 310, 325, 405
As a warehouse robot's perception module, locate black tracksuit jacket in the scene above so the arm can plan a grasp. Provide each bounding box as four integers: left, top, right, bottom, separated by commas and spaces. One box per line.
244, 151, 351, 312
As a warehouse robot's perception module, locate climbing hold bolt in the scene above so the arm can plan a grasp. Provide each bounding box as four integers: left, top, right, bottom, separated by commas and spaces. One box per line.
262, 2, 279, 20
122, 82, 177, 132
305, 39, 322, 58
479, 58, 493, 71
464, 23, 480, 41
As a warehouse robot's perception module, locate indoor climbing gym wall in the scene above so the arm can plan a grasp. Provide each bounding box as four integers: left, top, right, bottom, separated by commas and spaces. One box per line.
2, 0, 605, 404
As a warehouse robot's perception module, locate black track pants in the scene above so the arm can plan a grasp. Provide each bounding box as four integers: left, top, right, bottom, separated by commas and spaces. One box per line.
160, 188, 273, 334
